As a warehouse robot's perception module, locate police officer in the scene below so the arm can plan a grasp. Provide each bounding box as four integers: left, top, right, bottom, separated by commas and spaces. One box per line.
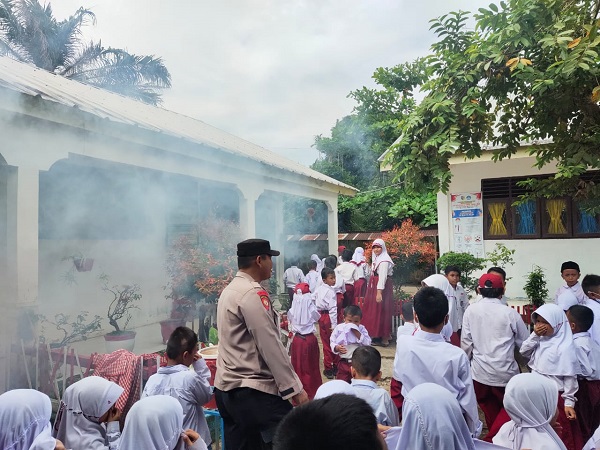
215, 239, 309, 450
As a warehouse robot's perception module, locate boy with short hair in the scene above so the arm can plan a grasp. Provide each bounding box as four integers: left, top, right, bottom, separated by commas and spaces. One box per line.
583, 274, 600, 346
567, 304, 600, 443
350, 346, 399, 426
143, 326, 212, 448
305, 260, 320, 293
462, 273, 530, 441
314, 267, 338, 379
397, 301, 417, 337
445, 265, 469, 336
394, 286, 482, 436
331, 305, 371, 383
283, 261, 305, 303
555, 261, 587, 304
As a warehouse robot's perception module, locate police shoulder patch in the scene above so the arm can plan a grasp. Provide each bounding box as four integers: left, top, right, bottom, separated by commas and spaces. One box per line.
257, 290, 270, 311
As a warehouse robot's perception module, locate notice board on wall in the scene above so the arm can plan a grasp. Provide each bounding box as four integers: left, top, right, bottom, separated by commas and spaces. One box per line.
450, 192, 484, 258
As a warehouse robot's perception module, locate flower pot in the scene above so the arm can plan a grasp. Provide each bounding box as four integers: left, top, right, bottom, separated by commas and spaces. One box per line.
160, 318, 186, 344
104, 330, 136, 353
74, 258, 94, 272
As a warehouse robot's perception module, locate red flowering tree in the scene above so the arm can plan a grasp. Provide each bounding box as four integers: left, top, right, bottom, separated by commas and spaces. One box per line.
365, 219, 437, 288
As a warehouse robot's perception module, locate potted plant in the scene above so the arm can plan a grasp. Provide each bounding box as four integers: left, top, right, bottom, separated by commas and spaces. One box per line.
159, 294, 195, 344
101, 275, 142, 353
523, 265, 549, 325
40, 312, 102, 348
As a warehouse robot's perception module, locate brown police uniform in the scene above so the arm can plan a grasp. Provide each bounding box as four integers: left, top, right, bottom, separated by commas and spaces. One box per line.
215, 270, 303, 450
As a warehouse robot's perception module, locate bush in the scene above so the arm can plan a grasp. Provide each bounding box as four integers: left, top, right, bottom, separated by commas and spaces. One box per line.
436, 252, 486, 293
524, 265, 548, 308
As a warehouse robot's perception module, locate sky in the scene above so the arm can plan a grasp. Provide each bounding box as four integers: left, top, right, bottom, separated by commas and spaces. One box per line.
50, 0, 489, 166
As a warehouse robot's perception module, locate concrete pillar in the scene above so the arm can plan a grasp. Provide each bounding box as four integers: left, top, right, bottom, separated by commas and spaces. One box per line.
238, 187, 263, 239
325, 197, 339, 256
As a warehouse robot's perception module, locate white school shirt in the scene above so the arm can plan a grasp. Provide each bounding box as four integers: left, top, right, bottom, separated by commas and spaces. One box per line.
584, 297, 600, 346
461, 297, 530, 387
584, 427, 600, 450
394, 330, 482, 436
288, 292, 320, 335
332, 271, 346, 294
283, 266, 305, 289
142, 359, 212, 446
351, 261, 367, 279
554, 282, 587, 304
330, 323, 371, 358
396, 322, 417, 338
474, 294, 509, 306
454, 283, 469, 329
305, 270, 320, 293
573, 331, 600, 380
350, 379, 400, 426
375, 261, 393, 290
336, 261, 357, 285
313, 284, 337, 328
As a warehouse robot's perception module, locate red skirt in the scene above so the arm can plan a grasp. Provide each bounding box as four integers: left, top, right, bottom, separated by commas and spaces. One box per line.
336, 293, 344, 324
576, 379, 600, 443
555, 393, 584, 450
290, 333, 322, 399
354, 278, 366, 305
343, 284, 355, 309
361, 276, 393, 339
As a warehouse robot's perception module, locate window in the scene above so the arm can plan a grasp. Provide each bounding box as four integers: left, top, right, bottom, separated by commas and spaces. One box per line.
481, 172, 600, 239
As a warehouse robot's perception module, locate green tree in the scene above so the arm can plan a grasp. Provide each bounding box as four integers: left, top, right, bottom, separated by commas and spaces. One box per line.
383, 1, 600, 211
0, 0, 171, 105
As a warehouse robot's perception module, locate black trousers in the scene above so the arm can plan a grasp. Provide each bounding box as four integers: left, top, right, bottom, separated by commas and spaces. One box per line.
215, 387, 292, 450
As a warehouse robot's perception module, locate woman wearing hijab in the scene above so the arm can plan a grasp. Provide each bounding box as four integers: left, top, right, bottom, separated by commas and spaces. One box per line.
0, 389, 65, 450
350, 247, 368, 304
519, 304, 581, 450
118, 395, 207, 450
53, 376, 124, 450
361, 239, 394, 346
389, 383, 506, 450
421, 274, 461, 346
493, 373, 567, 450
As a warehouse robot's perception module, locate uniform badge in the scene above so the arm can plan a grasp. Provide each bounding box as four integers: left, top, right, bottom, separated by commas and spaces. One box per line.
257, 290, 270, 311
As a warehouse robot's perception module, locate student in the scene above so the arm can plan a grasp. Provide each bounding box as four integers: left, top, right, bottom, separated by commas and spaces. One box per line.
389, 301, 417, 415
310, 253, 324, 274
331, 305, 371, 383
337, 245, 346, 265
445, 265, 469, 337
554, 261, 586, 304
390, 383, 506, 450
394, 286, 481, 436
314, 379, 357, 399
288, 282, 322, 399
314, 267, 338, 379
118, 395, 207, 450
0, 389, 66, 450
474, 268, 509, 306
585, 427, 600, 450
324, 255, 346, 324
558, 291, 579, 311
350, 246, 368, 303
336, 249, 358, 310
283, 261, 305, 303
143, 326, 212, 448
53, 376, 124, 450
461, 273, 530, 442
520, 303, 580, 450
397, 301, 417, 337
583, 274, 600, 346
272, 394, 386, 450
305, 259, 320, 293
421, 274, 460, 346
493, 373, 567, 450
567, 304, 600, 443
350, 346, 399, 426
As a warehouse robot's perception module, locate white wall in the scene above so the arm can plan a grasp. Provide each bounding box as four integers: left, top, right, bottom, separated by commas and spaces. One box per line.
437, 153, 599, 299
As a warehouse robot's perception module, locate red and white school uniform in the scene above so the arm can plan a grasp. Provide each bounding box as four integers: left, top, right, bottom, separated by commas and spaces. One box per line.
283, 266, 305, 302
351, 247, 368, 304
332, 270, 346, 325
313, 283, 338, 372
288, 283, 322, 399
555, 281, 587, 305
422, 274, 461, 347
330, 322, 371, 383
305, 269, 320, 293
336, 261, 357, 312
362, 239, 394, 341
574, 330, 600, 443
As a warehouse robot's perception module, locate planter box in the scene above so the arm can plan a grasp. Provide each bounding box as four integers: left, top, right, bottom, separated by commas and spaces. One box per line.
104, 330, 136, 353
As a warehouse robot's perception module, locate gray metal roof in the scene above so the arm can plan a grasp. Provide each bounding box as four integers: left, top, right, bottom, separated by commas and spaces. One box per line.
0, 56, 357, 194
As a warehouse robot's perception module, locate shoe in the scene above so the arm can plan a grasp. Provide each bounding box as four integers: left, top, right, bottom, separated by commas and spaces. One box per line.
333, 366, 338, 377
323, 369, 334, 379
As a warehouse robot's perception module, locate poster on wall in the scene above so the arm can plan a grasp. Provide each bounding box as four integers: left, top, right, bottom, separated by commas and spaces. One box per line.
451, 192, 484, 258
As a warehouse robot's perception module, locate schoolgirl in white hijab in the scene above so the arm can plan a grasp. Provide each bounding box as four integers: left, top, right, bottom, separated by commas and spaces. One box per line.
419, 274, 455, 342
118, 395, 207, 450
493, 373, 566, 450
310, 254, 324, 274
0, 389, 65, 450
389, 383, 507, 450
53, 376, 124, 450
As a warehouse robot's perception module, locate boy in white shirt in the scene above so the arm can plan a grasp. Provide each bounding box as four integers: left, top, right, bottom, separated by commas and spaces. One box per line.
350, 346, 399, 426
390, 301, 416, 415
143, 326, 212, 448
314, 267, 338, 379
554, 260, 587, 304
583, 274, 600, 346
461, 273, 529, 441
304, 260, 320, 293
445, 265, 469, 337
394, 286, 482, 436
330, 305, 371, 382
283, 261, 305, 303
568, 304, 600, 443
336, 249, 358, 310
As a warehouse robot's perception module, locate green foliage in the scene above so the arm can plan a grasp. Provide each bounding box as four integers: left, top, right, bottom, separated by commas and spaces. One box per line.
436, 251, 486, 292
485, 243, 516, 281
40, 312, 102, 347
524, 265, 549, 307
101, 277, 142, 333
381, 1, 600, 211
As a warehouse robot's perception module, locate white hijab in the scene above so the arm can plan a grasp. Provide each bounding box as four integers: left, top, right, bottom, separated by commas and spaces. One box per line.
288, 287, 315, 333
584, 426, 600, 450
394, 383, 475, 450
54, 376, 124, 450
529, 304, 579, 376
310, 254, 324, 273
0, 389, 57, 450
421, 274, 455, 300
314, 380, 356, 399
557, 290, 578, 311
371, 239, 394, 270
118, 396, 184, 450
351, 247, 365, 265
493, 373, 566, 450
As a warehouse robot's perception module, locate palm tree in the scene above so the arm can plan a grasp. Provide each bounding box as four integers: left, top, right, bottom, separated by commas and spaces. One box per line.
0, 0, 171, 105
